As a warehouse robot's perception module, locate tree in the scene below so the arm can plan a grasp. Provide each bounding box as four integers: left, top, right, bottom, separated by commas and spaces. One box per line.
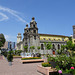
44, 42, 52, 54
66, 40, 73, 50
37, 46, 41, 53
0, 42, 3, 49
56, 45, 66, 55
14, 50, 22, 56
0, 34, 6, 49
30, 46, 35, 53
72, 44, 75, 51
68, 37, 72, 41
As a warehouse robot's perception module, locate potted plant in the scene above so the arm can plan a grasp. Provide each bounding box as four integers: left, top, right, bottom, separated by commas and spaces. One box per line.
42, 62, 51, 67
7, 51, 13, 66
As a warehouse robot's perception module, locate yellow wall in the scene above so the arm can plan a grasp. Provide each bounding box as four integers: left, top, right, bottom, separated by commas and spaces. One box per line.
40, 35, 69, 41
72, 39, 75, 44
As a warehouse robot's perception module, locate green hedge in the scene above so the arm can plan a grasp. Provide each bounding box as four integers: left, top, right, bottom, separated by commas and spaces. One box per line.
42, 62, 51, 67
21, 57, 41, 60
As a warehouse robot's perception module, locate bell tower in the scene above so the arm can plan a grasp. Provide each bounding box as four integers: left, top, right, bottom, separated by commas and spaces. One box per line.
73, 25, 75, 38
30, 17, 38, 34
17, 33, 22, 43
23, 17, 40, 51
29, 17, 40, 49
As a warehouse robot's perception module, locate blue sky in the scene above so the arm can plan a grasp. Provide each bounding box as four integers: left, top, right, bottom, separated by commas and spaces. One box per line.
0, 0, 75, 42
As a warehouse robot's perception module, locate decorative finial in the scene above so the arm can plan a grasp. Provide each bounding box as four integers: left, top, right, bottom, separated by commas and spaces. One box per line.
26, 24, 28, 27
32, 17, 35, 20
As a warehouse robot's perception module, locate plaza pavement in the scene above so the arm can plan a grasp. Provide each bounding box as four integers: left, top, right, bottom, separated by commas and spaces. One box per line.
0, 56, 44, 75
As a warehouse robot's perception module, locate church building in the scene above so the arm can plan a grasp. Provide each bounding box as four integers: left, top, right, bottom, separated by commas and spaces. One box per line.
17, 17, 74, 54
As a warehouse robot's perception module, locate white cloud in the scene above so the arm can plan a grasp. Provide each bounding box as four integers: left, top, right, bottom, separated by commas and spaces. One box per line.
5, 35, 16, 42
5, 35, 10, 39
0, 6, 28, 24
0, 12, 8, 21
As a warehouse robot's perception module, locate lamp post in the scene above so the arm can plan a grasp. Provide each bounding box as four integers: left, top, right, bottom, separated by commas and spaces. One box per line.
0, 50, 1, 55
0, 39, 1, 52
10, 42, 12, 50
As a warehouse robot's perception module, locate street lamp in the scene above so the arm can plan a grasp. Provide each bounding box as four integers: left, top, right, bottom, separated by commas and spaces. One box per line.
10, 42, 12, 51
0, 50, 1, 55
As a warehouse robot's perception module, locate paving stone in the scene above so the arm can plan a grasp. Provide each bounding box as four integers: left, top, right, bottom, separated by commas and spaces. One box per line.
0, 58, 43, 75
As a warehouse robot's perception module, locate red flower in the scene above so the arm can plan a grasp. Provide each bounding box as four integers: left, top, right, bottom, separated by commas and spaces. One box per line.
71, 67, 74, 69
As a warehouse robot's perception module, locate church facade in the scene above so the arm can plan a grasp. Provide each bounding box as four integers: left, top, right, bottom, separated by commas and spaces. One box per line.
17, 17, 74, 54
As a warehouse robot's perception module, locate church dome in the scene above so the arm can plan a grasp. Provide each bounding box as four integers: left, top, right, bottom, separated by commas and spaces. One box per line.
25, 24, 28, 29
18, 33, 21, 35
30, 17, 35, 22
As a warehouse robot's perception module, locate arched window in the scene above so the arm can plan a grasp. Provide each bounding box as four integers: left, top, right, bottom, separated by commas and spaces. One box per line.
43, 38, 46, 40
58, 44, 60, 50
27, 30, 28, 32
54, 39, 56, 41
34, 36, 36, 40
33, 25, 35, 28
34, 30, 36, 33
49, 38, 51, 40
58, 39, 60, 41
53, 44, 55, 49
41, 44, 44, 50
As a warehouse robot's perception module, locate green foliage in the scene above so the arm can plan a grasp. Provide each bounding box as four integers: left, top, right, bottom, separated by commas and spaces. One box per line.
3, 52, 8, 57
37, 46, 41, 53
72, 44, 75, 51
7, 50, 13, 62
56, 50, 62, 54
21, 57, 41, 60
7, 54, 13, 62
61, 45, 66, 50
66, 40, 73, 50
42, 62, 51, 67
1, 50, 8, 57
23, 45, 28, 52
55, 55, 75, 74
44, 42, 52, 50
30, 46, 35, 53
37, 46, 41, 50
0, 42, 3, 48
36, 53, 41, 57
30, 46, 35, 49
55, 55, 72, 68
47, 55, 58, 62
14, 50, 22, 56
0, 34, 6, 48
69, 37, 72, 41
37, 46, 40, 50
72, 51, 75, 56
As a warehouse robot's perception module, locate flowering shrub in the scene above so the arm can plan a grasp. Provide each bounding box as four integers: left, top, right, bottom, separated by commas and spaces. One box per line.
69, 67, 75, 74
58, 70, 62, 74
71, 67, 74, 69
